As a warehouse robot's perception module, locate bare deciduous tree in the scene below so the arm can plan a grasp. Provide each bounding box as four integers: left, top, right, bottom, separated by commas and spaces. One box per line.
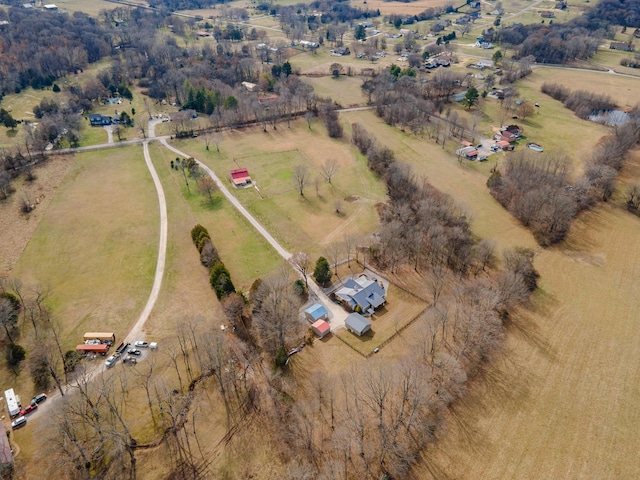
292, 164, 310, 196
320, 158, 338, 184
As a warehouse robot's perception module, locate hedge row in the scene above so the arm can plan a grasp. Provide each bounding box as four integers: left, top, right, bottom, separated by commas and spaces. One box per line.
190, 224, 236, 300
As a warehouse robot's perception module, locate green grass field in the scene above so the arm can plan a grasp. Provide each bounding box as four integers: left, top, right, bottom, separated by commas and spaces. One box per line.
11, 146, 158, 354
149, 142, 283, 291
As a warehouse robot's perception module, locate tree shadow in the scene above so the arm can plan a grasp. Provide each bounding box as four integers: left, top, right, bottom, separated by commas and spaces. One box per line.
200, 195, 224, 211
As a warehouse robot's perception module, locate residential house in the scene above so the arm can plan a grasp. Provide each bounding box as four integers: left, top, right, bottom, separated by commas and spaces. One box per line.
504, 124, 523, 137
335, 276, 386, 315
610, 42, 634, 51
311, 320, 331, 338
540, 11, 555, 18
229, 168, 251, 187
89, 114, 112, 126
241, 81, 259, 92
345, 313, 372, 336
555, 1, 567, 9
105, 97, 123, 105
477, 59, 494, 69
43, 3, 58, 10
455, 15, 471, 25
305, 303, 329, 323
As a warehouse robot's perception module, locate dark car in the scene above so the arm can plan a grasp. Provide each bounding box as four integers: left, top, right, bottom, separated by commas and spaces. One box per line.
128, 349, 142, 356
20, 404, 38, 416
31, 393, 47, 406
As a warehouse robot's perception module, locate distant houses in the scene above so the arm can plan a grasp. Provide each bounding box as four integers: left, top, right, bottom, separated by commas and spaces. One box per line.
229, 168, 252, 187
540, 10, 555, 18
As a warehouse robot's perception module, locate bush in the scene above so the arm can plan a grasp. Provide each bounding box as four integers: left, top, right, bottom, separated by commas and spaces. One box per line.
64, 350, 83, 372
210, 260, 236, 300
200, 240, 219, 268
190, 224, 209, 245
293, 279, 307, 299
313, 257, 332, 286
6, 344, 26, 367
275, 346, 288, 367
195, 230, 211, 253
0, 292, 21, 312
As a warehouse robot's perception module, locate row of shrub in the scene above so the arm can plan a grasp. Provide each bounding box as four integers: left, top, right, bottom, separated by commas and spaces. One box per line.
190, 224, 236, 300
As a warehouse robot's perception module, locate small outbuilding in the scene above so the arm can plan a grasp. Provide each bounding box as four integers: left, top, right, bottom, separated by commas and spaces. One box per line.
230, 168, 252, 187
311, 320, 331, 338
305, 303, 328, 323
345, 312, 372, 337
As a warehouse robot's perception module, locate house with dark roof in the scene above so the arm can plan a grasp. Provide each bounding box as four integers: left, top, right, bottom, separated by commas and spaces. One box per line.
610, 42, 634, 51
230, 168, 251, 187
335, 276, 386, 315
89, 114, 112, 126
345, 312, 372, 336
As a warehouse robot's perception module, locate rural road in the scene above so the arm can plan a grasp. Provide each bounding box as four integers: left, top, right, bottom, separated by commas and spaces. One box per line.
123, 119, 168, 345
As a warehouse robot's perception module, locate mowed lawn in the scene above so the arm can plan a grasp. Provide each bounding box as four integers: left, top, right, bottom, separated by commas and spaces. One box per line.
11, 145, 158, 353
169, 120, 387, 259
334, 284, 427, 356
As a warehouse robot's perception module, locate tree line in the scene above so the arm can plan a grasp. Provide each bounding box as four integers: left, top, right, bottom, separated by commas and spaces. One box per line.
488, 112, 639, 246
0, 8, 111, 97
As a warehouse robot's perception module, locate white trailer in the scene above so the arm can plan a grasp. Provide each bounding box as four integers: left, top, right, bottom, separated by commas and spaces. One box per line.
4, 389, 20, 417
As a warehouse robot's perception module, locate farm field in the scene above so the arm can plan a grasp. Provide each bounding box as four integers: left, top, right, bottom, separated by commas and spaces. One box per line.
168, 120, 387, 259
10, 146, 158, 356
339, 101, 640, 479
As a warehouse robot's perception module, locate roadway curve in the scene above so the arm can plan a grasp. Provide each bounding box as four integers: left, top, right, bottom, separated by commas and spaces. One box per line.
124, 121, 168, 344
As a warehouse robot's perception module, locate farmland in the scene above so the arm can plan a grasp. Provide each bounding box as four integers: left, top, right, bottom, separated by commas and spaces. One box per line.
1, 0, 640, 477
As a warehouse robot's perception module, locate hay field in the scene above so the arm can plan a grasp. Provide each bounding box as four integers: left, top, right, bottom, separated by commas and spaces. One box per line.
525, 67, 640, 108
168, 120, 387, 259
11, 146, 158, 353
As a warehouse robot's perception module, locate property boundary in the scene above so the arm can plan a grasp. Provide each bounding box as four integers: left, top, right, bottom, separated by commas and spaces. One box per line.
331, 263, 429, 357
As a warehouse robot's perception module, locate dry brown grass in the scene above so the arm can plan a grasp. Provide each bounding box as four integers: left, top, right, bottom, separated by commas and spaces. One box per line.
0, 156, 74, 275
334, 283, 428, 356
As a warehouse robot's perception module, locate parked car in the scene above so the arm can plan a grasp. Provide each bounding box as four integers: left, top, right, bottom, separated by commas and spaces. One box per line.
105, 355, 118, 368
128, 349, 142, 356
134, 341, 149, 348
20, 404, 38, 415
31, 393, 47, 406
11, 416, 27, 429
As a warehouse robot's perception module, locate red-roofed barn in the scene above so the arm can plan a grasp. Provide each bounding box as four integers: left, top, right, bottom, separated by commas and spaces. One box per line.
230, 168, 252, 187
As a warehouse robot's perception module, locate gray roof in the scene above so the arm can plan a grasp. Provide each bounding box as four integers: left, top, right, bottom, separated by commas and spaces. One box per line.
345, 312, 371, 335
336, 276, 386, 312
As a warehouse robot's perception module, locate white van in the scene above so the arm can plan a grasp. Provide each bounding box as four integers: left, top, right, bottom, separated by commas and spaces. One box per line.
11, 416, 26, 429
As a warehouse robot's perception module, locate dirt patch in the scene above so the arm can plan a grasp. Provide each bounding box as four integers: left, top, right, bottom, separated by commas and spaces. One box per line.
0, 156, 74, 275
